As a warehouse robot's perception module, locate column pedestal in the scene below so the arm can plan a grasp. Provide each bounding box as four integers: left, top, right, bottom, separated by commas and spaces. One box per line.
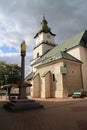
4, 99, 43, 111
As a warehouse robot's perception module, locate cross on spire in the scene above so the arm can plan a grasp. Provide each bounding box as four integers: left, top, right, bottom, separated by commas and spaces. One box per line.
43, 14, 45, 20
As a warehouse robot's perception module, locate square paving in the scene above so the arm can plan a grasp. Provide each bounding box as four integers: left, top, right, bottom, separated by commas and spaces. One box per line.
0, 97, 87, 130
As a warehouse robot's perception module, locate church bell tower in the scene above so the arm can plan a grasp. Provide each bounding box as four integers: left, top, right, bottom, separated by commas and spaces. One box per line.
33, 16, 56, 60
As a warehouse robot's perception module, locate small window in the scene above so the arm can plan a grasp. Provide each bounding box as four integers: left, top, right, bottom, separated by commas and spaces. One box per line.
52, 74, 55, 81
37, 53, 39, 58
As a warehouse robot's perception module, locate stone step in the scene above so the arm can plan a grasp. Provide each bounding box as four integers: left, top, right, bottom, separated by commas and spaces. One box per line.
11, 99, 35, 103
4, 99, 44, 111
7, 102, 15, 107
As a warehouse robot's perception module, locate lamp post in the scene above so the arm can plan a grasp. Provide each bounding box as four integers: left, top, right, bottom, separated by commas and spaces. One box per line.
4, 75, 8, 85
4, 75, 8, 99
19, 41, 27, 99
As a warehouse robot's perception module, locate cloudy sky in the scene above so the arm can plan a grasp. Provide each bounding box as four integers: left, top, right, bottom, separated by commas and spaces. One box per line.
0, 0, 87, 76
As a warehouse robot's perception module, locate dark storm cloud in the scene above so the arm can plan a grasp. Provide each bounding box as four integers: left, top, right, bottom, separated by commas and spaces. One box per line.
0, 0, 87, 75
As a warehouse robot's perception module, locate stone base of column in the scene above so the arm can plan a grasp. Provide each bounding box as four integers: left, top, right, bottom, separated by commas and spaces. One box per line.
19, 85, 27, 99
4, 99, 43, 111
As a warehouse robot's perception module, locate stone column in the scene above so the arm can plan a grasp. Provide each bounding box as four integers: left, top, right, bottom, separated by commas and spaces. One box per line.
19, 41, 27, 99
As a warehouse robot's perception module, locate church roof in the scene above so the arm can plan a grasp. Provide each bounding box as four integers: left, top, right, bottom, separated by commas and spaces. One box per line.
25, 71, 35, 81
34, 16, 56, 38
33, 30, 87, 66
34, 51, 82, 67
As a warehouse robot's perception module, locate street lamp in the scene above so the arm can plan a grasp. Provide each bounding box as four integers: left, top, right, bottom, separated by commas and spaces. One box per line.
4, 75, 8, 84
4, 75, 8, 99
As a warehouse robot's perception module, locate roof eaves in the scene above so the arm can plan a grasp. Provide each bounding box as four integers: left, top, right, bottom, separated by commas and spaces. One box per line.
61, 51, 82, 63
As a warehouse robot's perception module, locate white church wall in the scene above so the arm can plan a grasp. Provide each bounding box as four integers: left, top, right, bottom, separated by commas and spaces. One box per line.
41, 72, 51, 98
35, 32, 55, 46
33, 45, 42, 59
34, 58, 82, 98
63, 60, 82, 95
35, 60, 64, 98
35, 33, 43, 46
43, 33, 55, 44
41, 78, 45, 98
42, 44, 54, 54
68, 46, 81, 60
32, 74, 41, 97
68, 46, 87, 91
79, 47, 87, 91
44, 72, 51, 98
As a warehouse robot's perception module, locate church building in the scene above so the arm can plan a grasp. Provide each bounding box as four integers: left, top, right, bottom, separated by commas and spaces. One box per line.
27, 16, 87, 98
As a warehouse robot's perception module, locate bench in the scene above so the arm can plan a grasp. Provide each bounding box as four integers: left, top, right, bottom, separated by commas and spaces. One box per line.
72, 92, 83, 98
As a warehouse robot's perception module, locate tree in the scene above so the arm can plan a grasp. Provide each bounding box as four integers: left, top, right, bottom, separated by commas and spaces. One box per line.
0, 61, 21, 86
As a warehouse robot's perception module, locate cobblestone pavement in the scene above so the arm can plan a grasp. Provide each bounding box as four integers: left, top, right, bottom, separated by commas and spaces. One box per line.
0, 96, 87, 130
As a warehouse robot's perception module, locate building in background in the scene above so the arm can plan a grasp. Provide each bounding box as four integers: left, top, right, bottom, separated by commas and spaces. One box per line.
27, 16, 87, 98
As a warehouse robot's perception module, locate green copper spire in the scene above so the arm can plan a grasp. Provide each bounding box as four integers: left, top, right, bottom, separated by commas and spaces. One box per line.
34, 16, 56, 38
38, 15, 51, 33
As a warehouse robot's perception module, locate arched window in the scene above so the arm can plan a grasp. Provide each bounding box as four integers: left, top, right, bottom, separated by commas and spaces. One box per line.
52, 74, 55, 81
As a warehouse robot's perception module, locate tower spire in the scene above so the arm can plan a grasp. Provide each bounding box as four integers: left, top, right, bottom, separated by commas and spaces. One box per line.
34, 16, 56, 38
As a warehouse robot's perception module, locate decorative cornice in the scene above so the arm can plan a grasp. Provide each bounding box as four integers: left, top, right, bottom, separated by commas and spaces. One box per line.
34, 42, 56, 50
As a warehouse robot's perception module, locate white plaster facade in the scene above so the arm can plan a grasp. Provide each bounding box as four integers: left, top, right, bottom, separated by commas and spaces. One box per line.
31, 60, 82, 98
28, 17, 87, 98
35, 32, 55, 46
33, 42, 54, 59
68, 46, 87, 91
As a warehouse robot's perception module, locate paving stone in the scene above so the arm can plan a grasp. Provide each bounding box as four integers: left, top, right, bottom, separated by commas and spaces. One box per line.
0, 97, 87, 130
